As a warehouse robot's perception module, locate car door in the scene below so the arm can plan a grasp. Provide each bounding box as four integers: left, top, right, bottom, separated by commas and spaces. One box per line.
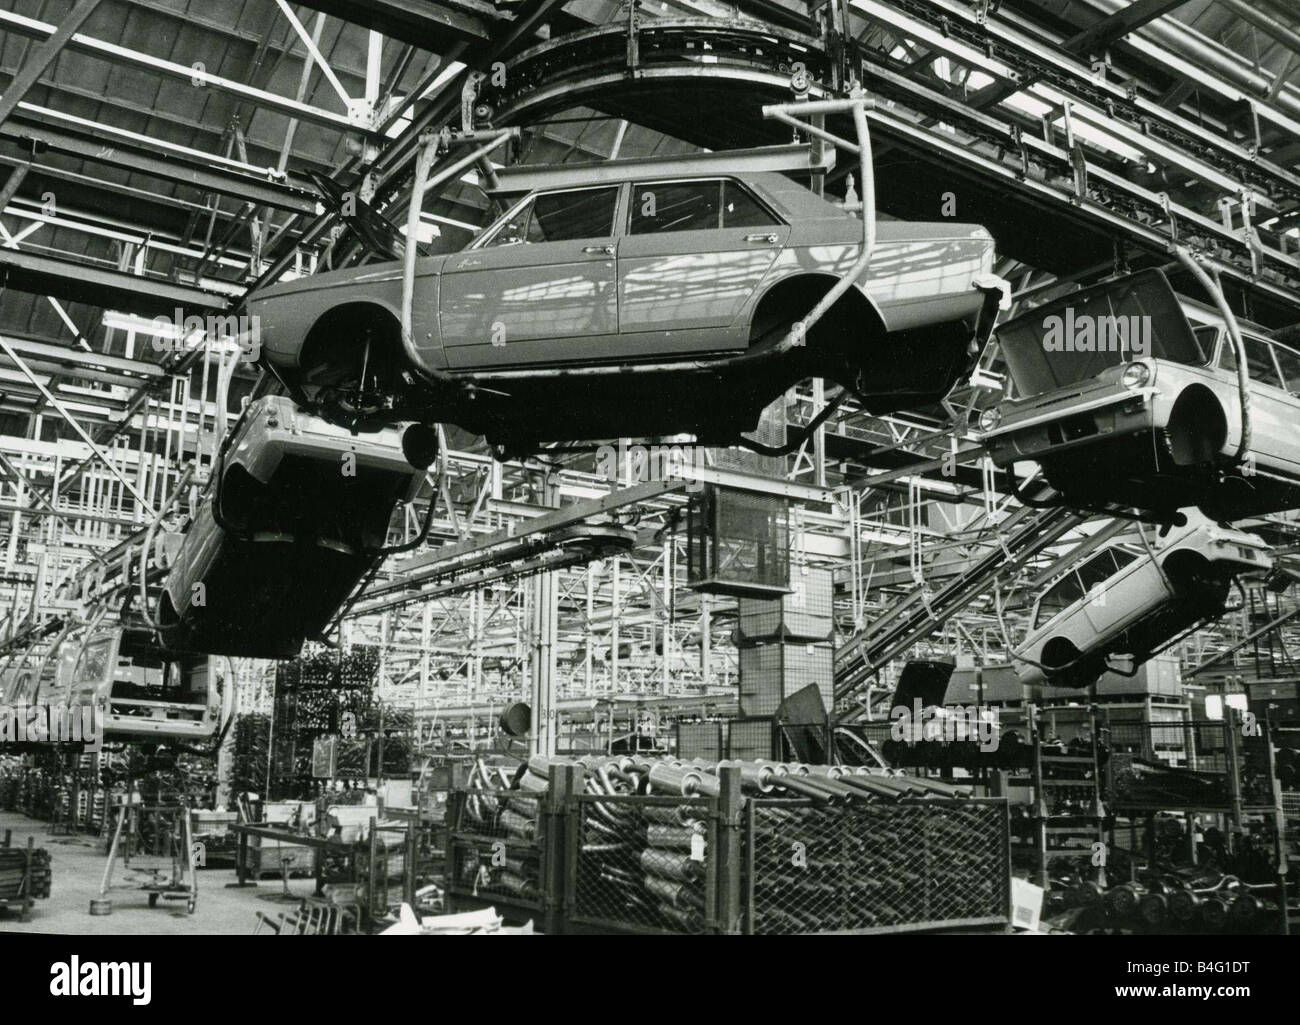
1262, 338, 1300, 477
1079, 547, 1149, 634
1218, 333, 1300, 474
439, 185, 622, 369
617, 178, 790, 358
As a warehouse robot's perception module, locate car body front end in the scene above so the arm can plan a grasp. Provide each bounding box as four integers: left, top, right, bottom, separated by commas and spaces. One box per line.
979, 268, 1300, 520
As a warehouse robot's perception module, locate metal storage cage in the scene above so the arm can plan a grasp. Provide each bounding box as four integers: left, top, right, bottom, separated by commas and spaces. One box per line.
738, 642, 834, 717
738, 566, 835, 642
687, 485, 791, 598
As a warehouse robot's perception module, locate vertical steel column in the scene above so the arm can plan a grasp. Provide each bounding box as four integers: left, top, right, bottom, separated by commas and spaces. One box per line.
530, 476, 559, 756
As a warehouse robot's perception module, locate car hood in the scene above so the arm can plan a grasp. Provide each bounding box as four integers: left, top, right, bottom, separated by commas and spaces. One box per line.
889, 658, 957, 709
248, 259, 417, 304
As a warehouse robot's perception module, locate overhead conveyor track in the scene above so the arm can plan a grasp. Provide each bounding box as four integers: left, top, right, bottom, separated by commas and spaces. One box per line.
463, 6, 1300, 319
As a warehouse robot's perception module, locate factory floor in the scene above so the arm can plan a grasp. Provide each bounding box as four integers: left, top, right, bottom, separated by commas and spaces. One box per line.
0, 810, 319, 935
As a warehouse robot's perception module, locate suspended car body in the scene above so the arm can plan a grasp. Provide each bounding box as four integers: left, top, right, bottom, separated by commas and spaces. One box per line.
247, 150, 1006, 456
3, 619, 231, 742
981, 269, 1300, 522
157, 395, 422, 659
1014, 516, 1273, 689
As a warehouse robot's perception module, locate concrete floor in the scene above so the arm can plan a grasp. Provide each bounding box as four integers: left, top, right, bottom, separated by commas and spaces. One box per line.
0, 810, 320, 935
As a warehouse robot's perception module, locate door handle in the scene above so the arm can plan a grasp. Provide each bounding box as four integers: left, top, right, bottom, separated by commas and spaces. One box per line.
583, 245, 615, 255
745, 233, 779, 244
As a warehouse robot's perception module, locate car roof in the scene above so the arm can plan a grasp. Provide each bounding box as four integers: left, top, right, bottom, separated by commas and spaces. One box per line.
1180, 294, 1272, 338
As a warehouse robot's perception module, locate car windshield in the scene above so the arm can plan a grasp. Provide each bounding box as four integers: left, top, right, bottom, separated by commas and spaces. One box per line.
996, 270, 1211, 397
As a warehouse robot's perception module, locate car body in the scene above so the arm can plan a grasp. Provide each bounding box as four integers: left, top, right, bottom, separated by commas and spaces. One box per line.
1, 619, 232, 741
158, 395, 422, 659
248, 148, 1006, 455
1014, 516, 1273, 689
980, 268, 1300, 521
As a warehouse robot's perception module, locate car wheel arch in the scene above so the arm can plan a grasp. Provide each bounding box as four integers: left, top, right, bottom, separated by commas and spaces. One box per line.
300, 300, 408, 380
745, 272, 888, 346
1039, 634, 1083, 672
1166, 383, 1228, 465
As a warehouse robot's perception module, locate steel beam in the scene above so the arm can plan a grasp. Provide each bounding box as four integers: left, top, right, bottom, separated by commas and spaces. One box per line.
0, 0, 103, 128
0, 8, 362, 134
0, 247, 229, 315
0, 118, 317, 215
291, 0, 498, 47
0, 338, 158, 518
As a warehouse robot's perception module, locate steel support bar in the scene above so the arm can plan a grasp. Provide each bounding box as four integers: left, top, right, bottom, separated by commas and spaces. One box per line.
273, 0, 352, 107
0, 164, 28, 211
1186, 605, 1300, 677
0, 118, 317, 215
0, 338, 158, 519
0, 451, 106, 564
0, 8, 361, 133
390, 478, 681, 578
0, 247, 229, 315
0, 0, 103, 128
906, 0, 1300, 195
1062, 0, 1195, 53
291, 0, 497, 47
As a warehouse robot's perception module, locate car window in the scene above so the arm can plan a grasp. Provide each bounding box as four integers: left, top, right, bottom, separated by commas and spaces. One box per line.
1076, 550, 1121, 593
1193, 325, 1220, 355
1110, 547, 1142, 570
1246, 337, 1283, 388
722, 181, 779, 228
1035, 571, 1086, 628
1220, 335, 1285, 388
631, 181, 719, 234
528, 187, 619, 242
1273, 342, 1300, 393
482, 187, 619, 247
630, 179, 779, 234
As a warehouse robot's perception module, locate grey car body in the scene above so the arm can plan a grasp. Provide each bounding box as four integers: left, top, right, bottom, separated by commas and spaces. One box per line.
248, 150, 1005, 454
981, 269, 1300, 522
1014, 517, 1273, 689
158, 396, 421, 659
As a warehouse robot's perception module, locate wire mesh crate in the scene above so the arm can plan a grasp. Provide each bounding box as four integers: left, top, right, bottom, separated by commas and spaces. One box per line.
676, 722, 724, 760
446, 791, 547, 913
738, 641, 833, 717
568, 794, 716, 934
687, 485, 790, 598
743, 797, 1010, 934
726, 718, 775, 760
738, 566, 834, 642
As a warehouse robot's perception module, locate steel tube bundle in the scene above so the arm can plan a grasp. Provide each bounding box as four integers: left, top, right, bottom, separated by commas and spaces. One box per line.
648, 761, 720, 799
640, 847, 705, 885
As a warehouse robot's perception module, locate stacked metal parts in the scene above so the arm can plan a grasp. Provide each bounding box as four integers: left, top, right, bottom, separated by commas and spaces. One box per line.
445, 753, 1010, 934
